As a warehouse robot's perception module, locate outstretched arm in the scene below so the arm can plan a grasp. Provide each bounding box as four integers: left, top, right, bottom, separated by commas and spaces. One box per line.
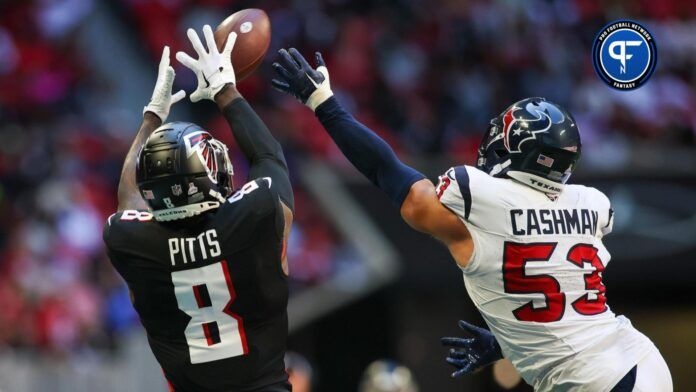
118, 46, 185, 211
176, 26, 294, 211
273, 48, 424, 207
272, 49, 469, 251
215, 86, 294, 211
118, 113, 161, 211
315, 96, 425, 206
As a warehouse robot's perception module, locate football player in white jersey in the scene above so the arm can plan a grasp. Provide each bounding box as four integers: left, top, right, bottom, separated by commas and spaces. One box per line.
270, 48, 672, 391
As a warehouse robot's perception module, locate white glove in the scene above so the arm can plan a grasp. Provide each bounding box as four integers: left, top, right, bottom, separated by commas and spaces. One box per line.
143, 46, 186, 122
176, 25, 237, 102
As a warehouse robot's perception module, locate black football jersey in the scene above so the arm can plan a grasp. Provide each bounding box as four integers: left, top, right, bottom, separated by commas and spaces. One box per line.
103, 178, 290, 392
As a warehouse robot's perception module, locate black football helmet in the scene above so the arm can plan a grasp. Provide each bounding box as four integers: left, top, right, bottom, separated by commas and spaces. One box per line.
136, 122, 234, 221
476, 97, 581, 193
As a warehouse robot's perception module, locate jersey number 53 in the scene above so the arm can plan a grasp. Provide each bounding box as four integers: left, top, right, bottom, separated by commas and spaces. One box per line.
502, 242, 607, 323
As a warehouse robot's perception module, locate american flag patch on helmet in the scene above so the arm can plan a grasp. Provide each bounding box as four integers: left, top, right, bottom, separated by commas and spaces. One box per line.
537, 154, 554, 167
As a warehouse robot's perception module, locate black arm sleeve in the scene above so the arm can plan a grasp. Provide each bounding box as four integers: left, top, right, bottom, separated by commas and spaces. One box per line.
222, 97, 294, 211
315, 97, 426, 207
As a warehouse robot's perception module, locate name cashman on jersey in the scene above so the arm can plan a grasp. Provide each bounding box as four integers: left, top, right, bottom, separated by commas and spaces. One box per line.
510, 208, 599, 236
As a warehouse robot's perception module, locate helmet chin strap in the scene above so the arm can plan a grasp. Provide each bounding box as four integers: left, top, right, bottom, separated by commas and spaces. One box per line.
208, 189, 227, 203
507, 171, 564, 195
153, 201, 220, 222
488, 159, 511, 176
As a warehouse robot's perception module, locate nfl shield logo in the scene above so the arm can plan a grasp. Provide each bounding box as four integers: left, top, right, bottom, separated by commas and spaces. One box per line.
171, 184, 183, 196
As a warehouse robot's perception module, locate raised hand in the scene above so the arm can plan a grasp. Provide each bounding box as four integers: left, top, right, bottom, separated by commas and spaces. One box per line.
176, 24, 237, 102
144, 46, 186, 122
441, 320, 504, 378
271, 48, 333, 111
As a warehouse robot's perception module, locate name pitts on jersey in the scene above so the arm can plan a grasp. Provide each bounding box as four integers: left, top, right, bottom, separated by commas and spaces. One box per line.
168, 229, 221, 266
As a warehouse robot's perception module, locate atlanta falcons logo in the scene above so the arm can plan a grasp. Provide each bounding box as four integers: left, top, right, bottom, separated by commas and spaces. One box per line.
183, 131, 219, 184
502, 101, 566, 153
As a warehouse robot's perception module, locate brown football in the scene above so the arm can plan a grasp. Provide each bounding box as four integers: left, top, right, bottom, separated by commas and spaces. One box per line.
214, 9, 271, 82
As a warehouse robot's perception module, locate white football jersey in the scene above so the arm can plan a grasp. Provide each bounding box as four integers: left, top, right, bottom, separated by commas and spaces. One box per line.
437, 165, 655, 392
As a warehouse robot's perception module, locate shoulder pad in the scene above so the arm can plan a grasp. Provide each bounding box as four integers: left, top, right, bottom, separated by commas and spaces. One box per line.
115, 210, 155, 222
437, 166, 472, 220
227, 177, 272, 205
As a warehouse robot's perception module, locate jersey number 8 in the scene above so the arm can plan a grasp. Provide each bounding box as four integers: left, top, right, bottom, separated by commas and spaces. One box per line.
172, 261, 248, 363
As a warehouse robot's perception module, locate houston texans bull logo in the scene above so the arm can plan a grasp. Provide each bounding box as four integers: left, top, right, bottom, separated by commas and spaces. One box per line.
183, 131, 220, 184
502, 101, 566, 153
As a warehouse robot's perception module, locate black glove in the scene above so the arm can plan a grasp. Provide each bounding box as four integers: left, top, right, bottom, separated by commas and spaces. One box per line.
441, 320, 504, 378
271, 48, 334, 111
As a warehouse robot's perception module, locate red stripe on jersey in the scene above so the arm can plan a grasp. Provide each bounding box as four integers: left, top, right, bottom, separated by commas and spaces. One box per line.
221, 261, 249, 355
202, 322, 215, 346
193, 285, 205, 308
161, 368, 176, 392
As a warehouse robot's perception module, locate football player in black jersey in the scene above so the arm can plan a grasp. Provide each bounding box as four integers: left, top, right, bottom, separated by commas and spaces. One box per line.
103, 26, 294, 392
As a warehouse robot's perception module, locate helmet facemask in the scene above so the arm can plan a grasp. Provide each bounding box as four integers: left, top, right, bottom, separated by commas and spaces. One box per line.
206, 137, 235, 201
477, 118, 512, 177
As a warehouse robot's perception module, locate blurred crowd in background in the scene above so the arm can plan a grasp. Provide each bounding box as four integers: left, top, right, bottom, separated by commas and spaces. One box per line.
0, 0, 695, 361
